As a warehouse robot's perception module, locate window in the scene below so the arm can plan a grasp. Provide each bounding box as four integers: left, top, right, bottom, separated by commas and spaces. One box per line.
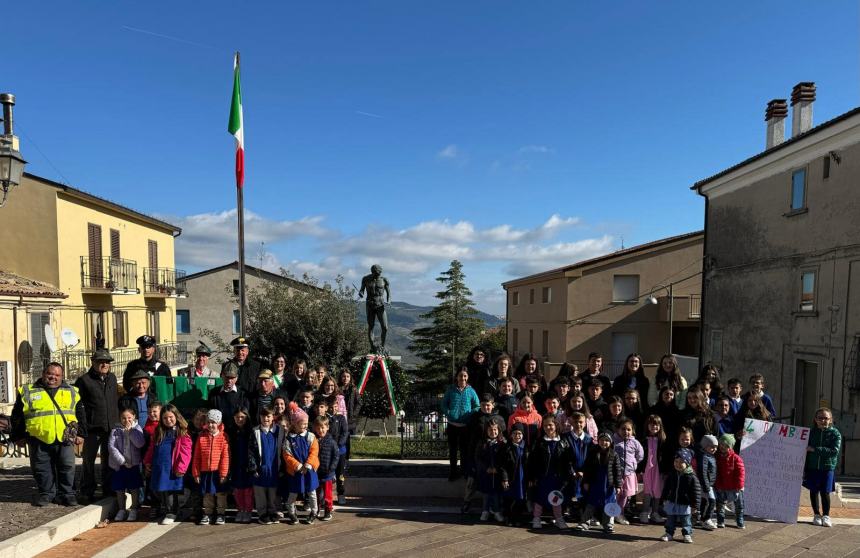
529, 289, 535, 305
232, 279, 240, 296
147, 310, 160, 341
541, 330, 549, 357
176, 310, 191, 334
823, 156, 830, 180
85, 311, 107, 350
28, 312, 52, 373
113, 310, 128, 347
232, 310, 241, 334
512, 291, 519, 306
512, 328, 519, 353
791, 168, 806, 210
612, 275, 639, 303
541, 287, 551, 304
528, 329, 534, 353
800, 271, 815, 311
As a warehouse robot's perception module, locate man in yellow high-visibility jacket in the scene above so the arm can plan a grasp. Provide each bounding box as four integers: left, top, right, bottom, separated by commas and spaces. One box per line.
11, 362, 84, 507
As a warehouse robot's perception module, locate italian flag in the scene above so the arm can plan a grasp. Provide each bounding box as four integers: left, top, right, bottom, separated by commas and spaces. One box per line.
228, 52, 244, 188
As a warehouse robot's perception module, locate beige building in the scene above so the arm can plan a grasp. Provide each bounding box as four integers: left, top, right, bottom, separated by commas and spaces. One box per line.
693, 83, 860, 471
502, 232, 703, 378
0, 173, 187, 388
176, 262, 311, 358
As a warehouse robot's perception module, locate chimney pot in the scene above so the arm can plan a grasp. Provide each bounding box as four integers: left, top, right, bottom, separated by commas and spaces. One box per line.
790, 82, 816, 137
765, 99, 788, 149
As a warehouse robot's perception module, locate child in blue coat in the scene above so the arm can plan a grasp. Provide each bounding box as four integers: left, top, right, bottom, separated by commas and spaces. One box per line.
248, 407, 281, 525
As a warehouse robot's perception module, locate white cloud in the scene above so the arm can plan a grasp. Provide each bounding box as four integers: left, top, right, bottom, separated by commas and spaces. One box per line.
437, 144, 459, 159
518, 145, 554, 154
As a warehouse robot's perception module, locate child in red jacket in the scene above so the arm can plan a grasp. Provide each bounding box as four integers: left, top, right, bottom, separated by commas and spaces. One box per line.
714, 433, 745, 529
191, 410, 231, 525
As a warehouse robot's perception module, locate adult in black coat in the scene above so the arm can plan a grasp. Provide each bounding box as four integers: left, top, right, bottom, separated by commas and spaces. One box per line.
611, 353, 650, 406
207, 365, 249, 430
224, 337, 264, 396
74, 349, 120, 502
466, 346, 493, 399
121, 335, 172, 392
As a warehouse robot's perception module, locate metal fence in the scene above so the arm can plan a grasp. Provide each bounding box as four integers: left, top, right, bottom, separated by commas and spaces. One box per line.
80, 256, 139, 293
399, 394, 449, 459
49, 341, 191, 382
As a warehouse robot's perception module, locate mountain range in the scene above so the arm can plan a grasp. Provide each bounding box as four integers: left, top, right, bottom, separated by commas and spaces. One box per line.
356, 301, 505, 368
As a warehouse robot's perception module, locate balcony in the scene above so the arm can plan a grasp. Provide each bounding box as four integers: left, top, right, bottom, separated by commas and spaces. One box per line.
655, 294, 702, 322
144, 267, 188, 298
80, 256, 139, 294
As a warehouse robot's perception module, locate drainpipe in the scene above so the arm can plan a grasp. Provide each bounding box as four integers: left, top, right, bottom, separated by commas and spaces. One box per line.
697, 197, 709, 366
12, 304, 18, 391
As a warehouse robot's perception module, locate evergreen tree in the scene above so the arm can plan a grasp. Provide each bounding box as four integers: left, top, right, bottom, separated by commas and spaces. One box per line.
409, 260, 485, 393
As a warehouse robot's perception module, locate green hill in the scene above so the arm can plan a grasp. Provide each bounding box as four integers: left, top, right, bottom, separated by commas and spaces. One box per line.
356, 301, 504, 368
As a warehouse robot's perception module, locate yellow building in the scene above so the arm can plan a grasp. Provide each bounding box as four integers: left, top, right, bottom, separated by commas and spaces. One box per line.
0, 173, 188, 392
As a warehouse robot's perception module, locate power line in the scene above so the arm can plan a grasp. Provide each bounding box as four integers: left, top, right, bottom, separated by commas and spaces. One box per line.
15, 123, 73, 186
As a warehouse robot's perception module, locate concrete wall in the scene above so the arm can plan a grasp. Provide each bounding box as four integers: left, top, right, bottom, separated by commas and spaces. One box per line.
177, 267, 284, 353
0, 175, 60, 286
505, 236, 703, 376
701, 138, 860, 441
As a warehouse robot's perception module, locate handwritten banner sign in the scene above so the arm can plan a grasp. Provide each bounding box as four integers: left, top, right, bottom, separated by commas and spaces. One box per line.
740, 419, 810, 524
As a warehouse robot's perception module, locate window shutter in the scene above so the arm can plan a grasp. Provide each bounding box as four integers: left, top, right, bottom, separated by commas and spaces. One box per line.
148, 240, 158, 270
110, 229, 120, 259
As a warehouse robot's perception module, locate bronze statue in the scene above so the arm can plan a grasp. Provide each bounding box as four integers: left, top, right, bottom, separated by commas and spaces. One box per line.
358, 264, 390, 354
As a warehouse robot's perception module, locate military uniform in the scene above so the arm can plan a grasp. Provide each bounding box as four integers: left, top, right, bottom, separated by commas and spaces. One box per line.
122, 335, 172, 392
11, 379, 82, 505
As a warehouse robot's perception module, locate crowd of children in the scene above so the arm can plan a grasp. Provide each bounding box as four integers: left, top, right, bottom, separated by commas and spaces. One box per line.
445, 349, 844, 543
106, 363, 358, 526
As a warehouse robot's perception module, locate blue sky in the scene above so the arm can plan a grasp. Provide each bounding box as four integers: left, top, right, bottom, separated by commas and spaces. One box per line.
6, 1, 859, 314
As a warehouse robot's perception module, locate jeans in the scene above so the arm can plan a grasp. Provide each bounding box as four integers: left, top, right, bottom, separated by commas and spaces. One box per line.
446, 425, 469, 475
716, 489, 745, 527
28, 439, 76, 502
81, 430, 111, 498
665, 513, 692, 536
482, 492, 500, 512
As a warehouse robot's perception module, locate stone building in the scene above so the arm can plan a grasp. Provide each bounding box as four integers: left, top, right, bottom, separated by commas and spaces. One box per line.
502, 231, 703, 379
693, 82, 860, 471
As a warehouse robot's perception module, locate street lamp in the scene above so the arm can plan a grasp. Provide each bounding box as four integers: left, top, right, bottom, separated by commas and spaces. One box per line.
0, 93, 27, 208
646, 284, 674, 355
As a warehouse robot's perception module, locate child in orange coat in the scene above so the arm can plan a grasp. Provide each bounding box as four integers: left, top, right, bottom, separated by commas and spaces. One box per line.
191, 410, 230, 525
282, 406, 320, 525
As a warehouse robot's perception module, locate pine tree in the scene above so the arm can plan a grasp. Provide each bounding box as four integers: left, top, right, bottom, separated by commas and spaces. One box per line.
409, 260, 485, 393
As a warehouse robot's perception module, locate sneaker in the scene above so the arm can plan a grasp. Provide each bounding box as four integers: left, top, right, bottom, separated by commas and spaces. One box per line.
532, 517, 542, 529
717, 522, 725, 529
616, 515, 630, 525
214, 515, 225, 525
61, 497, 79, 507
683, 534, 693, 543
603, 523, 614, 533
160, 514, 176, 525
813, 514, 823, 526
576, 523, 589, 531
494, 512, 505, 523
337, 495, 346, 506
660, 534, 672, 542
556, 518, 569, 530
198, 515, 210, 525
822, 516, 832, 528
286, 512, 298, 525
34, 497, 52, 507
321, 510, 333, 522
650, 512, 665, 524
460, 501, 471, 514
639, 512, 650, 524
480, 511, 490, 521
305, 513, 316, 525
127, 509, 138, 522
258, 514, 269, 525
703, 519, 717, 530
114, 509, 128, 522
275, 511, 284, 520
737, 523, 746, 530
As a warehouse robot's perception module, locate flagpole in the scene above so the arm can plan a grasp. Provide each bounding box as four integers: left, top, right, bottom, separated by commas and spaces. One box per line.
232, 51, 247, 336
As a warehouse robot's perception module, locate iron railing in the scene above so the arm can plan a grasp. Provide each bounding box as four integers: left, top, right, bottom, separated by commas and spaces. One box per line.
689, 294, 702, 319
143, 267, 188, 297
80, 256, 139, 293
51, 341, 190, 381
399, 394, 449, 459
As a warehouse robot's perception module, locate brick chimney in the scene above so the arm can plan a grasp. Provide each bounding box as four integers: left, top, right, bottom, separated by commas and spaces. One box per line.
765, 99, 788, 149
791, 82, 816, 137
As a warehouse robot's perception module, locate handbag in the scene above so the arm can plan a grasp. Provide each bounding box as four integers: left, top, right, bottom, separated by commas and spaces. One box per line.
46, 388, 79, 446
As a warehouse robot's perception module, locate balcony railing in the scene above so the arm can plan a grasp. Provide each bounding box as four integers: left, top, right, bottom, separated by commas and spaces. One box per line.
689, 294, 701, 319
143, 267, 188, 298
51, 341, 191, 382
80, 256, 139, 293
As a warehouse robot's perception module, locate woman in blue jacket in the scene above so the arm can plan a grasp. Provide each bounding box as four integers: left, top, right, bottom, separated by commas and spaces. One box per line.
441, 366, 480, 481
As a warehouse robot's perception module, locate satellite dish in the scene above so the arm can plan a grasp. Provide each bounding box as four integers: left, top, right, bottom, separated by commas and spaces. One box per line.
61, 328, 80, 349
44, 324, 58, 353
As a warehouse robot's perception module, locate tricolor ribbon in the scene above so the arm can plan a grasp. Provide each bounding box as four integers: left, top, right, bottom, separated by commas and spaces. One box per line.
357, 354, 399, 416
